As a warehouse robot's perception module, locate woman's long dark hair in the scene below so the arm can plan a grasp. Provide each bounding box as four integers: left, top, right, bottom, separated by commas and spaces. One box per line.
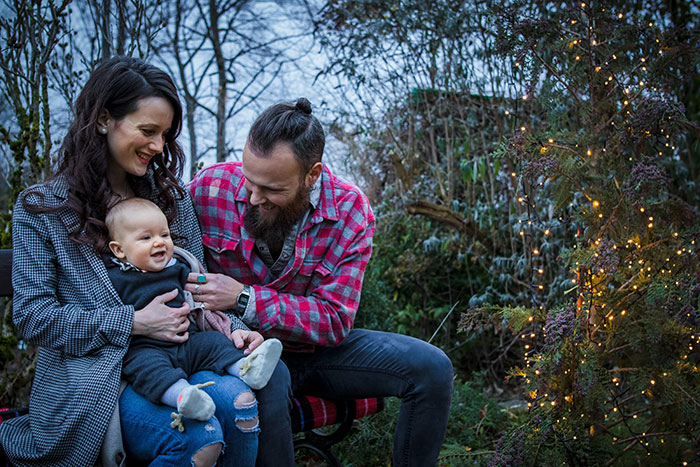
22, 56, 186, 252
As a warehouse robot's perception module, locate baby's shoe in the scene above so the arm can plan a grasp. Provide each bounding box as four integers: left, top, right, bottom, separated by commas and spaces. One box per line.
239, 339, 283, 389
170, 381, 216, 432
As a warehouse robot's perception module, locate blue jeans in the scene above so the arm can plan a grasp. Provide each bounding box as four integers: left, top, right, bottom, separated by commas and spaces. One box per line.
120, 370, 259, 466
254, 329, 454, 467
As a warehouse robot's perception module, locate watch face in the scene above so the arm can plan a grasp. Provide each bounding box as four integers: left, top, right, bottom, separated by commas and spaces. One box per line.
237, 287, 250, 310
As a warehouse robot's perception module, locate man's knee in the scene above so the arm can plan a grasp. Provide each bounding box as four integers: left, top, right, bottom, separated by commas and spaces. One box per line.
256, 360, 292, 408
268, 360, 291, 389
414, 344, 454, 394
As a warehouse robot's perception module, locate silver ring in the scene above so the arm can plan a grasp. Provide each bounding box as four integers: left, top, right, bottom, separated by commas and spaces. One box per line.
194, 284, 200, 292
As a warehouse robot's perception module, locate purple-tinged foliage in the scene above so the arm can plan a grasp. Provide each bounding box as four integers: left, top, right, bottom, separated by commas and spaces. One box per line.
543, 306, 578, 352
524, 156, 558, 180
488, 425, 527, 467
623, 157, 670, 205
584, 239, 620, 276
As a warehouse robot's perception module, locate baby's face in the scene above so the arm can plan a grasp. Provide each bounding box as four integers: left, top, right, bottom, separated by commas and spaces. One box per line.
111, 207, 174, 272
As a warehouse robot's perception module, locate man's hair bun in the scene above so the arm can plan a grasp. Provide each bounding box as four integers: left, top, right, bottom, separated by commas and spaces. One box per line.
295, 98, 312, 114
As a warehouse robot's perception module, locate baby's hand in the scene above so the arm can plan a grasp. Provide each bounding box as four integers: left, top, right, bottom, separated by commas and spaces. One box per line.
231, 329, 265, 355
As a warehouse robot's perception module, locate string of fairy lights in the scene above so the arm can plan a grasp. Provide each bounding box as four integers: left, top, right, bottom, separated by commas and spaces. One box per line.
499, 2, 699, 463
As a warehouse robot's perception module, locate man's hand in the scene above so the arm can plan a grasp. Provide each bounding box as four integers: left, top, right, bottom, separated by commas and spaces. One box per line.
184, 272, 244, 311
132, 289, 190, 342
231, 329, 264, 355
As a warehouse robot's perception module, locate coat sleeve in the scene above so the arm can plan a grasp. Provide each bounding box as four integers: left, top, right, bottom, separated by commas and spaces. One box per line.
11, 196, 133, 356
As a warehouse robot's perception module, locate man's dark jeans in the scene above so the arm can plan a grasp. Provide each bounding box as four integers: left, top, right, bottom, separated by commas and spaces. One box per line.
254, 329, 454, 466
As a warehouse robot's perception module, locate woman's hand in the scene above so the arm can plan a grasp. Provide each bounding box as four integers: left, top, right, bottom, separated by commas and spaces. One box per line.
231, 329, 264, 355
184, 272, 243, 311
132, 289, 190, 342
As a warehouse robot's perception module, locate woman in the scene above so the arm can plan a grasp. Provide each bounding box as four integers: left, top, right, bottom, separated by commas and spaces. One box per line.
0, 56, 259, 466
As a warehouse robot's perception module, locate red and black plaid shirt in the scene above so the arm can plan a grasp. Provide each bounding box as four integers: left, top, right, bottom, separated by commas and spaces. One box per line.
189, 162, 375, 347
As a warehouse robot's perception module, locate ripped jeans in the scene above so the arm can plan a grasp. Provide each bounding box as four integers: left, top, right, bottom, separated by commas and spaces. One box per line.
120, 370, 259, 466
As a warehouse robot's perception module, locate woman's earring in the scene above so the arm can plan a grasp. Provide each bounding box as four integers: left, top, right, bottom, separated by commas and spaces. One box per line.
99, 127, 108, 134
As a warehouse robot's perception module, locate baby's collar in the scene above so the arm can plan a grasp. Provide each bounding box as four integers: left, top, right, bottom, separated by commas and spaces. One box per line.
110, 256, 176, 272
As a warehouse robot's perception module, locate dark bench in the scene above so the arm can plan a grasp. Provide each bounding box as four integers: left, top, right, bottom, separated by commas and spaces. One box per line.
0, 249, 382, 466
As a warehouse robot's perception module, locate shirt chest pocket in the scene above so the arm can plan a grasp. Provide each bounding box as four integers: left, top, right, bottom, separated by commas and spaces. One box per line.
202, 235, 240, 255
294, 261, 332, 296
201, 235, 247, 275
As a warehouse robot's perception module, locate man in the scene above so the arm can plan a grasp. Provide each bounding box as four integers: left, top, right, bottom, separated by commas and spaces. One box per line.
187, 98, 453, 466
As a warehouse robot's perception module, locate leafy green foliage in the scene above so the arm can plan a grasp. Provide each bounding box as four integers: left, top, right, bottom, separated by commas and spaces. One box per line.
319, 0, 700, 464
329, 377, 518, 467
480, 1, 700, 464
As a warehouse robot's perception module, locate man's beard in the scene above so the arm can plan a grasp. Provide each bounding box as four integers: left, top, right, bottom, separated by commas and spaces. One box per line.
243, 184, 311, 255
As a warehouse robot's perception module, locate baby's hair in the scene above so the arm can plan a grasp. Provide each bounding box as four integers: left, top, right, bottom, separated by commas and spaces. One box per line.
105, 197, 163, 239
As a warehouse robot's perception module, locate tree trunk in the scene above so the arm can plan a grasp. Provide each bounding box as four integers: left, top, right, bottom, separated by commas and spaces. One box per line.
209, 0, 227, 162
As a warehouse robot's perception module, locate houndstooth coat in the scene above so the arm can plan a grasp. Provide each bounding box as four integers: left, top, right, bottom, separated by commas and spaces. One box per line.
0, 175, 205, 467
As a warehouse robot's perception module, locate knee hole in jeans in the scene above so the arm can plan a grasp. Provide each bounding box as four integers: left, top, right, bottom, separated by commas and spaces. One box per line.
234, 391, 256, 408
234, 391, 259, 432
192, 442, 222, 467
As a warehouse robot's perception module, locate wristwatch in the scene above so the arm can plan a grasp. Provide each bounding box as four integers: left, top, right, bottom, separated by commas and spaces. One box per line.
236, 285, 251, 316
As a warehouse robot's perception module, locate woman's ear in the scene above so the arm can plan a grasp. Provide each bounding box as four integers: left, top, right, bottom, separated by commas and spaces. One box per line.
97, 109, 112, 130
108, 240, 126, 260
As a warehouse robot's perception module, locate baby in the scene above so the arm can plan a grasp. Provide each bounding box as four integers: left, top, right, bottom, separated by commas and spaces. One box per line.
105, 197, 281, 430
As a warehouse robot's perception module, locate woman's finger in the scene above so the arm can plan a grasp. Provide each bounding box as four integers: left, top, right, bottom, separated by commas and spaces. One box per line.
156, 288, 179, 304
